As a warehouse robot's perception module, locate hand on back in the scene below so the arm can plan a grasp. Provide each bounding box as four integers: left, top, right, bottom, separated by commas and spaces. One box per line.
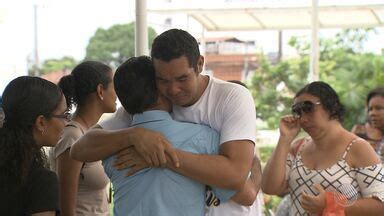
130, 127, 179, 168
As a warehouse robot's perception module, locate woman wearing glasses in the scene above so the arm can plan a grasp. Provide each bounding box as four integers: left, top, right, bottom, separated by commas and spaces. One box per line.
53, 61, 117, 216
262, 81, 384, 215
0, 76, 68, 215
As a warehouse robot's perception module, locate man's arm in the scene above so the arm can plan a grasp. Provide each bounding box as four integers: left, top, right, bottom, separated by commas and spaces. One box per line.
114, 139, 257, 191
230, 156, 262, 205
70, 126, 133, 162
167, 140, 255, 190
70, 126, 179, 167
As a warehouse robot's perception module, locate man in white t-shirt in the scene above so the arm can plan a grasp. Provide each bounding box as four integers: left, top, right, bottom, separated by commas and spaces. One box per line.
70, 29, 262, 215
202, 80, 264, 216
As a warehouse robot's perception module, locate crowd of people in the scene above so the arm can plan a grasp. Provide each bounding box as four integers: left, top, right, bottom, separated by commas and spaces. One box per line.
0, 28, 383, 216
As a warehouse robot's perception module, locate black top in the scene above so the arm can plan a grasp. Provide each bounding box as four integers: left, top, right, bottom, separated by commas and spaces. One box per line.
0, 162, 59, 215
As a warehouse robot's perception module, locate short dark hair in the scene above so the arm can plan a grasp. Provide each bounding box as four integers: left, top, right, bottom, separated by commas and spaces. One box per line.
366, 87, 384, 105
151, 29, 200, 70
58, 61, 112, 109
295, 81, 345, 121
114, 56, 157, 114
228, 80, 248, 89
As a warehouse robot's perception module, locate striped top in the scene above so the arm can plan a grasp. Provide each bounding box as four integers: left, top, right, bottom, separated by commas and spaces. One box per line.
286, 138, 384, 216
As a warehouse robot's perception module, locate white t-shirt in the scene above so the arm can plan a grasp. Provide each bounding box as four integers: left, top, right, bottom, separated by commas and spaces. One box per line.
172, 77, 256, 145
206, 192, 264, 216
100, 76, 260, 215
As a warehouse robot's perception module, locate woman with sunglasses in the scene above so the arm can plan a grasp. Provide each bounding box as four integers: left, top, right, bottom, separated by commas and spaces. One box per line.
52, 61, 117, 216
0, 76, 68, 215
262, 81, 384, 215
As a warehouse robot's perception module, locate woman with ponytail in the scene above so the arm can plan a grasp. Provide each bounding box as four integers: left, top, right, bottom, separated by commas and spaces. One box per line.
53, 61, 116, 215
0, 76, 68, 215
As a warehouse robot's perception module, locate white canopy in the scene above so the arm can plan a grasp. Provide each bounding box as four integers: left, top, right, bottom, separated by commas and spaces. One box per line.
148, 2, 384, 31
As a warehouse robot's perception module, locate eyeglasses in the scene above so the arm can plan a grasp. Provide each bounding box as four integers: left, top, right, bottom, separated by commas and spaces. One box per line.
291, 101, 321, 118
51, 112, 71, 122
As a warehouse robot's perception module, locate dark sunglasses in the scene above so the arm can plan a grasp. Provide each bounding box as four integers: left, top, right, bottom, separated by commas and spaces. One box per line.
51, 112, 71, 122
291, 101, 321, 118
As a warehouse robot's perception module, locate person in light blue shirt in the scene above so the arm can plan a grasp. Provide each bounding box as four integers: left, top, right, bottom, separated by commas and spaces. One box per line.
102, 56, 234, 216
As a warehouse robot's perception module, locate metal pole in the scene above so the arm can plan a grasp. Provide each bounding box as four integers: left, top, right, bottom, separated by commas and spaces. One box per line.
33, 4, 39, 76
135, 0, 148, 56
200, 27, 206, 73
278, 30, 282, 63
310, 0, 319, 81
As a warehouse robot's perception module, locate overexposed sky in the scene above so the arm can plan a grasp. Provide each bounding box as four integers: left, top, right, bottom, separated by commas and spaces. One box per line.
0, 0, 383, 94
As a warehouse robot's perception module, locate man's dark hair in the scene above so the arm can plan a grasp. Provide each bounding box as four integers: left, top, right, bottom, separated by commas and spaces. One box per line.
295, 81, 345, 122
151, 29, 200, 70
227, 80, 248, 89
366, 87, 384, 105
114, 56, 157, 114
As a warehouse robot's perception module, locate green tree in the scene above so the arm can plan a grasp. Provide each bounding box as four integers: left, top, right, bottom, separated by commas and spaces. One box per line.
250, 29, 384, 129
85, 22, 157, 67
39, 56, 77, 75
250, 53, 309, 128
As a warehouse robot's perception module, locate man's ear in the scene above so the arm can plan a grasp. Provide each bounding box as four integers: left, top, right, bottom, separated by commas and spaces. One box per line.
34, 115, 47, 133
97, 84, 104, 101
196, 55, 204, 74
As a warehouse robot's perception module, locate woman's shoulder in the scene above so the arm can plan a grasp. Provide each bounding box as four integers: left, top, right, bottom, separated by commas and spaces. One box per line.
64, 120, 84, 135
347, 137, 381, 168
54, 121, 84, 157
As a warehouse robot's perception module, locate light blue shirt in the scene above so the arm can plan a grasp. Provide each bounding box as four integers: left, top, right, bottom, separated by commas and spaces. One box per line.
103, 110, 235, 216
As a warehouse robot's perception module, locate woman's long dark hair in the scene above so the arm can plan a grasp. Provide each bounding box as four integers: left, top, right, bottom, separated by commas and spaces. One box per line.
0, 76, 62, 186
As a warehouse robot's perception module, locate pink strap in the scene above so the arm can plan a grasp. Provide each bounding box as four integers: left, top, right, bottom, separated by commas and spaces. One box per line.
293, 138, 306, 157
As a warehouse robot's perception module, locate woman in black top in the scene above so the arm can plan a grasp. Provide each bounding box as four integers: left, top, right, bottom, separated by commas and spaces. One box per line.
0, 76, 69, 215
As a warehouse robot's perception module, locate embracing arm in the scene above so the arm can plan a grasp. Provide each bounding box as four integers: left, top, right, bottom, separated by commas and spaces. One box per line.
230, 156, 262, 205
70, 125, 134, 162
70, 126, 178, 166
116, 140, 258, 202
167, 140, 254, 190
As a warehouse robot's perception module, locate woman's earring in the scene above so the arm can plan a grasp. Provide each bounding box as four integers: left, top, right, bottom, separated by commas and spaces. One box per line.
40, 127, 46, 135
